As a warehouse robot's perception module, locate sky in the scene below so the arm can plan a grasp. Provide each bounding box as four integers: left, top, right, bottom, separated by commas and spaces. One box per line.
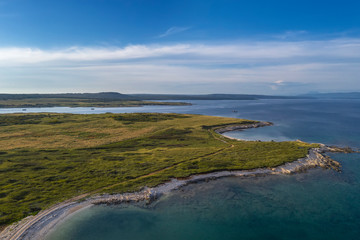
0, 0, 360, 95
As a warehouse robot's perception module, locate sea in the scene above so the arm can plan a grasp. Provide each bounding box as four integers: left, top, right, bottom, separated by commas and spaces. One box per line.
3, 99, 360, 240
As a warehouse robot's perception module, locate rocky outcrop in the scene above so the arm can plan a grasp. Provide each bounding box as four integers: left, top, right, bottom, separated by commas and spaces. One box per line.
89, 144, 347, 207
214, 121, 273, 134
91, 188, 158, 205
323, 145, 356, 154
271, 145, 342, 174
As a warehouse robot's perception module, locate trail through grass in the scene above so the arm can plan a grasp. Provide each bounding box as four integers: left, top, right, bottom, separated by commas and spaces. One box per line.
0, 113, 317, 227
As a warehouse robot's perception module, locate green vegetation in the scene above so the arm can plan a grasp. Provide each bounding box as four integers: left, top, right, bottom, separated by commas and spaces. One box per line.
0, 92, 305, 108
0, 92, 190, 108
0, 113, 318, 227
0, 98, 188, 108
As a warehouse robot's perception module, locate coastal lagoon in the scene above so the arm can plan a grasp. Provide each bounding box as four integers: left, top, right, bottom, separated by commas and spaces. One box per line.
3, 99, 360, 239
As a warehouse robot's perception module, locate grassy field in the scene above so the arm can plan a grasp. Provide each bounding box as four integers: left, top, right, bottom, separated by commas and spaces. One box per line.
0, 98, 189, 108
0, 113, 317, 227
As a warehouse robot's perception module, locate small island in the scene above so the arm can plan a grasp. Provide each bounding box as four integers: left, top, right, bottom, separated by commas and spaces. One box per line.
0, 113, 347, 239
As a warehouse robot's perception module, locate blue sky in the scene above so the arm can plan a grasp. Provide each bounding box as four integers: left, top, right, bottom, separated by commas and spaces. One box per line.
0, 0, 360, 94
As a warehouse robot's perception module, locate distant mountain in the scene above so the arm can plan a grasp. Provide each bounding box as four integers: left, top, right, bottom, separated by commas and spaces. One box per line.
130, 94, 306, 100
300, 92, 360, 99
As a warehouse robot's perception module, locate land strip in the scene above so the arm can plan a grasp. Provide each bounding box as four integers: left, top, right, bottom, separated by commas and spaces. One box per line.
0, 98, 188, 108
0, 113, 323, 239
1, 133, 349, 240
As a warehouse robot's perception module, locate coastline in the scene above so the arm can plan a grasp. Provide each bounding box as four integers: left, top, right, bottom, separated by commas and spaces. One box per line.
0, 123, 350, 240
0, 101, 191, 109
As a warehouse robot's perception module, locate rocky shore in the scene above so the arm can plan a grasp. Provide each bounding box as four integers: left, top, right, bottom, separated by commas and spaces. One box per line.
91, 144, 346, 206
0, 122, 354, 240
214, 121, 273, 134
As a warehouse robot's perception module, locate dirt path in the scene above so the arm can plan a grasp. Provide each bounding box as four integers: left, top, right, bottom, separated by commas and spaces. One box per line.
96, 130, 234, 192
3, 130, 233, 240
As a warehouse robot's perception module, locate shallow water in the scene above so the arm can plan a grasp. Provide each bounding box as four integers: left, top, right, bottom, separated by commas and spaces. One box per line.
47, 154, 360, 240
5, 99, 360, 240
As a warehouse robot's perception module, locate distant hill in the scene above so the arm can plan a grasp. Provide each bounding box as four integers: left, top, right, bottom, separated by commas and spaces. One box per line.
300, 92, 360, 99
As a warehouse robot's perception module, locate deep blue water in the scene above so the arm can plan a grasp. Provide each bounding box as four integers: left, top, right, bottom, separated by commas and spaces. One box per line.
6, 99, 359, 240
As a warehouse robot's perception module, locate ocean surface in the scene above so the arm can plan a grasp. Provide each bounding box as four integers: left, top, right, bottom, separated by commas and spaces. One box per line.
3, 99, 360, 240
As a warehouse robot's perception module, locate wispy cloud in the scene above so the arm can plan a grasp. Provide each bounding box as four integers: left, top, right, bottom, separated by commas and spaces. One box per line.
1, 38, 360, 94
157, 26, 190, 38
1, 38, 360, 65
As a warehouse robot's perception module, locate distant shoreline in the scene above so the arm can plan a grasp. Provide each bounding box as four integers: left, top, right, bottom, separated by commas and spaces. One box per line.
0, 91, 312, 109
0, 100, 190, 109
0, 123, 349, 240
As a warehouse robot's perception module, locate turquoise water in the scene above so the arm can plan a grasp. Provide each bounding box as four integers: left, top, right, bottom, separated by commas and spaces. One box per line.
6, 99, 359, 240
47, 158, 360, 240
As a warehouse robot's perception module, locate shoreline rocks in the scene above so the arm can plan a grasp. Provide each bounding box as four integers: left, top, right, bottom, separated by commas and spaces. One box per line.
1, 122, 355, 240
214, 121, 273, 134
89, 145, 347, 207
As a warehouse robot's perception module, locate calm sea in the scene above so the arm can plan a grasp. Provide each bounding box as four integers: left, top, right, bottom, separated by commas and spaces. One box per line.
4, 99, 359, 240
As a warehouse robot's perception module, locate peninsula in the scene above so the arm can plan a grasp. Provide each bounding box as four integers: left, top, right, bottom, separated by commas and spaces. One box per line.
0, 113, 346, 239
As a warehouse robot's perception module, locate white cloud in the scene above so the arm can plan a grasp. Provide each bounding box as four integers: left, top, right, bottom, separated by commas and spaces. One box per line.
1, 38, 360, 94
1, 38, 360, 66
